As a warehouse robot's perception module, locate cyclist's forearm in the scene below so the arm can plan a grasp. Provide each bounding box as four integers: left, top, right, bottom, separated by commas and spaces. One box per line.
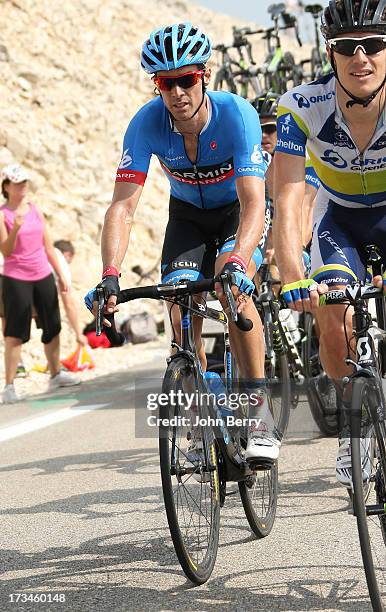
301, 184, 316, 246
233, 199, 264, 265
101, 200, 133, 272
273, 196, 304, 283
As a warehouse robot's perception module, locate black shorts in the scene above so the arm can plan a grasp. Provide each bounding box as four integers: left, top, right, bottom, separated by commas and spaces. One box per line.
0, 275, 4, 318
161, 196, 269, 283
2, 273, 61, 343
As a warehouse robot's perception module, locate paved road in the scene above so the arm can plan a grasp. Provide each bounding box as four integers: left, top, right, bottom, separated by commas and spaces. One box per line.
0, 357, 384, 611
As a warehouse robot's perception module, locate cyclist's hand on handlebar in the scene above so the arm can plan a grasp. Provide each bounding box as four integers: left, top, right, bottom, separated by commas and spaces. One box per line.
281, 278, 328, 311
216, 256, 255, 313
372, 272, 386, 295
84, 274, 120, 326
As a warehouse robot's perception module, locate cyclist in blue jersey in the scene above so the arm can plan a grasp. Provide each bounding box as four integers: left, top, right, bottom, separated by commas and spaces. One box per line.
272, 0, 386, 486
85, 22, 280, 463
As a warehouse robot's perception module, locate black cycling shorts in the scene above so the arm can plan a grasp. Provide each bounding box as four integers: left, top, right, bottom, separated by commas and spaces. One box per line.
161, 196, 269, 283
2, 273, 61, 343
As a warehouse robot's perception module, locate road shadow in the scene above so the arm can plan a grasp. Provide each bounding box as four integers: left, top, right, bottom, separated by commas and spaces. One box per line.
0, 539, 375, 612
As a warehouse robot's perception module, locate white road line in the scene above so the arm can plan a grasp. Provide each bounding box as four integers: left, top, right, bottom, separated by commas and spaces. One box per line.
0, 403, 110, 443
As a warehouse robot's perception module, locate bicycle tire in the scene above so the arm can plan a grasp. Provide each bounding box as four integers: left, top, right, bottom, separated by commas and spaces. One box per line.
238, 461, 278, 538
159, 356, 220, 585
350, 377, 386, 611
302, 312, 338, 437
264, 314, 291, 440
213, 68, 237, 94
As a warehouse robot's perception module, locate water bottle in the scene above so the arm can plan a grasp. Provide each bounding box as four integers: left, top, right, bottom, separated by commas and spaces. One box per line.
204, 371, 232, 418
279, 309, 301, 344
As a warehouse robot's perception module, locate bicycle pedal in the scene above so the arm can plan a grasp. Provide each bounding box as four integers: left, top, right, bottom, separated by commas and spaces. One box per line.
247, 459, 274, 471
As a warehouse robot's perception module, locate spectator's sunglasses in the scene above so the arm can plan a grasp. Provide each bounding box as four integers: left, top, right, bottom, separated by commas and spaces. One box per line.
153, 70, 205, 92
261, 123, 277, 134
329, 35, 386, 57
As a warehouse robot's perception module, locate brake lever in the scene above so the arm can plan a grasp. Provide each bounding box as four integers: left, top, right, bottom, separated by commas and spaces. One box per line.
96, 287, 105, 336
219, 273, 238, 322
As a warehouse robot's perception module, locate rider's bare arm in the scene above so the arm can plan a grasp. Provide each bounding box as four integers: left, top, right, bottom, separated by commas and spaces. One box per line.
101, 182, 143, 272
272, 151, 305, 284
234, 175, 266, 268
302, 182, 317, 247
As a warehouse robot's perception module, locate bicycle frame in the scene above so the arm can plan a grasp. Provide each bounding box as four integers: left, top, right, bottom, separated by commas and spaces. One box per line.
214, 41, 263, 98
256, 263, 304, 386
343, 285, 386, 390
169, 291, 255, 482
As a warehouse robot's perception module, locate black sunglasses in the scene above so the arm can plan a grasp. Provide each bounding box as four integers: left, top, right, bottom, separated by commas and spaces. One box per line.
329, 36, 386, 57
261, 123, 277, 134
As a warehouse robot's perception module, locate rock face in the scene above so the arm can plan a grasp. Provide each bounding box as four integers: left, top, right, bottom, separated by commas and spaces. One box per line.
0, 0, 307, 368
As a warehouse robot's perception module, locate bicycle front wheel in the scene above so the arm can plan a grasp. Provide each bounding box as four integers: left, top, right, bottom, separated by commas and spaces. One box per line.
159, 356, 220, 585
350, 377, 386, 610
265, 315, 291, 440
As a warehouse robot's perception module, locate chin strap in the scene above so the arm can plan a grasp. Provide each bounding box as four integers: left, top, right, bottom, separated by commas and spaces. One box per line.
331, 51, 386, 108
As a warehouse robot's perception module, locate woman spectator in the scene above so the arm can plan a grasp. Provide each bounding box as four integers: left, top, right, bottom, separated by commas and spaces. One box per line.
0, 164, 80, 403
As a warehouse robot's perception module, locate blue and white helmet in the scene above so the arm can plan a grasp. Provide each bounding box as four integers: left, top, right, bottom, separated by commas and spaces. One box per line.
141, 22, 212, 74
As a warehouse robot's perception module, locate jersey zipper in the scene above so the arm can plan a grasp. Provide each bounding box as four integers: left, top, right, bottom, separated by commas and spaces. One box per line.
358, 152, 367, 195
183, 135, 205, 209
192, 163, 205, 209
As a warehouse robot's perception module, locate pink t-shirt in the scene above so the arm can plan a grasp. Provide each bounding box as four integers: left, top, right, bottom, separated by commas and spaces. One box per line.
1, 202, 51, 281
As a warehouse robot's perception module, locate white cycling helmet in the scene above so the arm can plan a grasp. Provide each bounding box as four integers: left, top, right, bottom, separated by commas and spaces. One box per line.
1, 164, 29, 183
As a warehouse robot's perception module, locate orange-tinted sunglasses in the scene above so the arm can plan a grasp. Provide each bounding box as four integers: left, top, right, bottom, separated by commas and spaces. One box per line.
153, 70, 204, 92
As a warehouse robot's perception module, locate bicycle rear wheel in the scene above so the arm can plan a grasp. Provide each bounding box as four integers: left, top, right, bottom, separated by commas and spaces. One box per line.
238, 460, 278, 538
159, 356, 220, 585
303, 312, 338, 436
213, 69, 237, 94
350, 377, 386, 610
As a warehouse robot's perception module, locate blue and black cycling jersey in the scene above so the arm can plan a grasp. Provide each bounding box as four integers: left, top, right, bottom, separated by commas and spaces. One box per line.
116, 91, 267, 209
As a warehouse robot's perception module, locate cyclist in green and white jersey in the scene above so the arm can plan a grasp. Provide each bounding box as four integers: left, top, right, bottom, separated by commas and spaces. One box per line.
273, 0, 386, 486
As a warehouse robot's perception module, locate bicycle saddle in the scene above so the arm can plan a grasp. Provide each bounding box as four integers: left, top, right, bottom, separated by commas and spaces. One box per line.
305, 4, 323, 15
267, 3, 286, 18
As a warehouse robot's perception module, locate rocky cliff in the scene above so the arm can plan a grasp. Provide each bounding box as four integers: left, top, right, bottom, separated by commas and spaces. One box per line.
0, 0, 304, 366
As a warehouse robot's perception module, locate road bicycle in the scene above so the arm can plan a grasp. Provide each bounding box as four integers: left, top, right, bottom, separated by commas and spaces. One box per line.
213, 26, 264, 98
261, 3, 303, 94
256, 261, 338, 436
95, 273, 289, 584
319, 245, 386, 611
213, 4, 304, 99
